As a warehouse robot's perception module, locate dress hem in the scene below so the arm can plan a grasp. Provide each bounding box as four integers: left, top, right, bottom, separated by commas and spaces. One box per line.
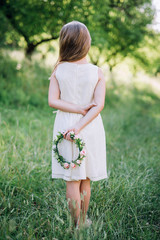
51, 173, 108, 182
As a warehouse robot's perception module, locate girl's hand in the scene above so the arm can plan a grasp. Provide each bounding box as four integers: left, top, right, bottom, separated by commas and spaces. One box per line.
63, 124, 81, 142
63, 102, 97, 141
81, 102, 97, 116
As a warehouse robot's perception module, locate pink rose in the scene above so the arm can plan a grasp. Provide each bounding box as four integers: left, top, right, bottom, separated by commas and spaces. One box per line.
74, 135, 79, 139
71, 162, 76, 168
76, 160, 81, 164
80, 150, 86, 156
64, 163, 69, 169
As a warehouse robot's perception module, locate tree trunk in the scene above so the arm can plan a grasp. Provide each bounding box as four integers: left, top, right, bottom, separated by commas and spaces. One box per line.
108, 64, 117, 87
25, 43, 36, 59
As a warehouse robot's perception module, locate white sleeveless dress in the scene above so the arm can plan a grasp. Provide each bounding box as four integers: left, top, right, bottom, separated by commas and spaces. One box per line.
51, 62, 108, 181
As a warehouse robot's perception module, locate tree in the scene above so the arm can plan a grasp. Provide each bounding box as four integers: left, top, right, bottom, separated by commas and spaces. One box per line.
0, 0, 92, 56
88, 0, 154, 70
0, 0, 154, 65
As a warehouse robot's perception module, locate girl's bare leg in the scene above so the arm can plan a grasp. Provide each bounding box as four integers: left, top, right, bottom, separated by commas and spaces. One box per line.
66, 180, 81, 227
80, 177, 91, 224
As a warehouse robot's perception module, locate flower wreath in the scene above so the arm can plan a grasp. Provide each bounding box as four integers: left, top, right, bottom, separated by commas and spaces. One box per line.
52, 131, 86, 169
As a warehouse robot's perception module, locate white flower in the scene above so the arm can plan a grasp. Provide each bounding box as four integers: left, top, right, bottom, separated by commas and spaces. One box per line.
69, 131, 75, 135
76, 160, 81, 164
54, 137, 57, 141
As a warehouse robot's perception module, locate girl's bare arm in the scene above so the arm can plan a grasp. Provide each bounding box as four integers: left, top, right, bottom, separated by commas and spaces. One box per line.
75, 68, 106, 130
63, 67, 106, 138
48, 71, 96, 115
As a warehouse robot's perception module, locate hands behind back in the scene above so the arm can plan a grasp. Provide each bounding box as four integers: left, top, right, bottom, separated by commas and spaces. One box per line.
81, 102, 97, 116
63, 101, 97, 142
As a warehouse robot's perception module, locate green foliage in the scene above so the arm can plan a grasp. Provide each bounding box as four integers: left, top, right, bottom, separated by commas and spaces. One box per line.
0, 0, 91, 54
0, 53, 50, 107
89, 0, 154, 68
129, 33, 160, 75
0, 0, 154, 63
0, 10, 21, 48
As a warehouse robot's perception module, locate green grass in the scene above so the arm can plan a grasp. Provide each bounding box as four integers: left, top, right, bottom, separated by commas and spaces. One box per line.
0, 54, 160, 239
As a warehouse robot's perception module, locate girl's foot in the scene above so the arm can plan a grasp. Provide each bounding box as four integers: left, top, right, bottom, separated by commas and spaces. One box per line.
75, 216, 80, 230
75, 215, 92, 230
84, 217, 92, 227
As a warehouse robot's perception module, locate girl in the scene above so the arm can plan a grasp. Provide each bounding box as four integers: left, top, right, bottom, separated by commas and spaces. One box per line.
48, 20, 108, 229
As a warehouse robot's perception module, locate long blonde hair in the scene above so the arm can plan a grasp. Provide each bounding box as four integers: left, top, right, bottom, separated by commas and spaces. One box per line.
50, 20, 91, 76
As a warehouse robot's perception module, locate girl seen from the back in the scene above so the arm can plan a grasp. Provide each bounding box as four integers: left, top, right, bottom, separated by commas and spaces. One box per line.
48, 20, 107, 229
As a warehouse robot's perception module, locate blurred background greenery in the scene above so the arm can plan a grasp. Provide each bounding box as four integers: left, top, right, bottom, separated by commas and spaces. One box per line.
0, 0, 160, 239
0, 0, 160, 108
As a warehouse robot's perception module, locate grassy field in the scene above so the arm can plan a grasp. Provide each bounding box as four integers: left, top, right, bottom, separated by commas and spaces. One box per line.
0, 54, 160, 239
